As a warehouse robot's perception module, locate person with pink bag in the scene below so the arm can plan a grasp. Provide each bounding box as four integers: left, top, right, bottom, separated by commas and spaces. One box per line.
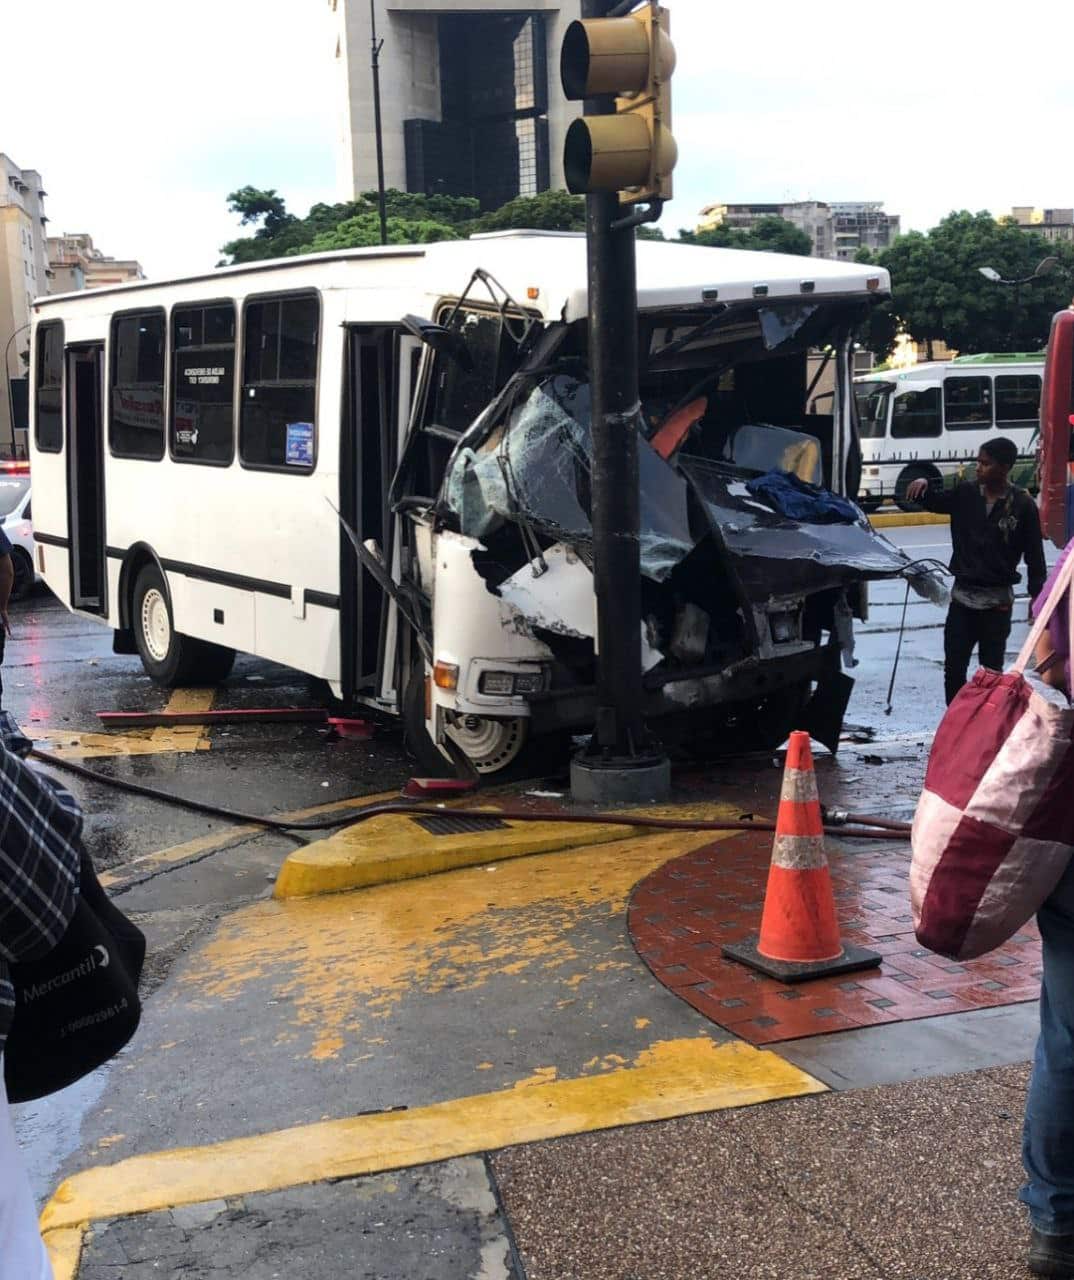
1022, 537, 1074, 1278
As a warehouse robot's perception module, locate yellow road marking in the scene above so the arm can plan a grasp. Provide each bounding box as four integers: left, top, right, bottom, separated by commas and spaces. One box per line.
41, 1037, 824, 1232
33, 688, 218, 761
99, 788, 404, 890
150, 688, 216, 753
869, 511, 950, 528
179, 821, 738, 1063
42, 1226, 82, 1280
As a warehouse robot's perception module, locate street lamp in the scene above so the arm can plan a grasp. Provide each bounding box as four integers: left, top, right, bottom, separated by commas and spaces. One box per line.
977, 256, 1059, 350
3, 323, 30, 456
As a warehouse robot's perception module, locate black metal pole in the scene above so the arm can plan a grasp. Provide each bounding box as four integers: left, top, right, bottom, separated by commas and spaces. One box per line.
369, 0, 388, 246
572, 0, 667, 803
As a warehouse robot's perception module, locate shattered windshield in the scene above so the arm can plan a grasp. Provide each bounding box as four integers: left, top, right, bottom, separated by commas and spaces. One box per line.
444, 374, 693, 581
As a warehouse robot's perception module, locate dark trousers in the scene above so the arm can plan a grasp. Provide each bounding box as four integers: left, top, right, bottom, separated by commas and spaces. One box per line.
943, 598, 1012, 704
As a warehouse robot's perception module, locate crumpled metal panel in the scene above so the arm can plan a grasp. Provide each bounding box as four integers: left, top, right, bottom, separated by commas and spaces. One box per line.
678, 455, 924, 601
442, 372, 944, 608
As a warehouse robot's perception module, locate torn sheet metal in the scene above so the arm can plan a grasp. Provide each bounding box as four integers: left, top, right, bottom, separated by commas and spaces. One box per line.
679, 455, 921, 603
499, 542, 663, 671
442, 371, 940, 611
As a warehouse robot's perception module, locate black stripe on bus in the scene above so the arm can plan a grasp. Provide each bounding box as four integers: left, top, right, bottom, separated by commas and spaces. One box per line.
43, 539, 341, 610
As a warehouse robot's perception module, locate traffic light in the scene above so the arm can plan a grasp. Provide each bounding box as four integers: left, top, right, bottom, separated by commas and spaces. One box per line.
560, 2, 677, 204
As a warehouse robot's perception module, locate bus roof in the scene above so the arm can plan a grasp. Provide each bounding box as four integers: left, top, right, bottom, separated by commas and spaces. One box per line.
32, 231, 890, 325
856, 353, 1045, 384
950, 351, 1046, 365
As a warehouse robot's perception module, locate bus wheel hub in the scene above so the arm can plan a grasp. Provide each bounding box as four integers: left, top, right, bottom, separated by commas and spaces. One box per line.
446, 713, 526, 773
141, 588, 171, 662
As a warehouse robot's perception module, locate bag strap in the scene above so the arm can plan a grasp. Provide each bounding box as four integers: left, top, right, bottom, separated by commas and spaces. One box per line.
1015, 547, 1074, 674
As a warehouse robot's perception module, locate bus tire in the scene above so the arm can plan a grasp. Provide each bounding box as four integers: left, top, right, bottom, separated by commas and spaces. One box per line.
10, 548, 34, 601
132, 564, 200, 687
895, 464, 939, 512
402, 660, 532, 779
187, 639, 236, 685
402, 661, 456, 778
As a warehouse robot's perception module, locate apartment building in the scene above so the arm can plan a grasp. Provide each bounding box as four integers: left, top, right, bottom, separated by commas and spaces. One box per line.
698, 200, 901, 260
0, 155, 50, 454
1009, 207, 1074, 244
47, 233, 145, 292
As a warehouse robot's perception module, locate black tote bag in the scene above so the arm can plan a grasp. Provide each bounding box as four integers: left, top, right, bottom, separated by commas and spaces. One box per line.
4, 850, 146, 1103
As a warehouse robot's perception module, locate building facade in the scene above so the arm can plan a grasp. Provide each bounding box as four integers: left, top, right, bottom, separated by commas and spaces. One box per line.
698, 202, 834, 258
332, 0, 582, 210
829, 202, 901, 260
697, 200, 900, 261
0, 156, 50, 454
1010, 207, 1074, 244
47, 233, 145, 293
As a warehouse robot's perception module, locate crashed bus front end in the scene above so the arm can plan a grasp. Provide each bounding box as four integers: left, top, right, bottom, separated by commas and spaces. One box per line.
397, 254, 940, 772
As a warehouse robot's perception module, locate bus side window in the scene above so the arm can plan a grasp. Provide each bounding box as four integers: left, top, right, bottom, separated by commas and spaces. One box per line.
995, 374, 1041, 428
891, 387, 942, 438
35, 321, 64, 453
171, 302, 236, 465
240, 293, 319, 472
110, 310, 165, 460
944, 376, 992, 429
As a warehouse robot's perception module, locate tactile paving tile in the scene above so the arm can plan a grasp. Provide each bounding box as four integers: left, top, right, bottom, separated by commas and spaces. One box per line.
627, 832, 1041, 1045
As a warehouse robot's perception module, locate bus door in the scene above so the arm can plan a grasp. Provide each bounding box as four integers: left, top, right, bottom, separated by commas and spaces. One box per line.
65, 343, 106, 613
1041, 308, 1074, 547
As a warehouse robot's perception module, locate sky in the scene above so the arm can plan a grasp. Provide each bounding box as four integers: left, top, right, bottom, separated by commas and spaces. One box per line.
1, 0, 1069, 280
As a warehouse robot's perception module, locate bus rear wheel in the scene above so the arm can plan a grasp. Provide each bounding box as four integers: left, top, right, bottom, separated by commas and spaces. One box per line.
132, 564, 235, 687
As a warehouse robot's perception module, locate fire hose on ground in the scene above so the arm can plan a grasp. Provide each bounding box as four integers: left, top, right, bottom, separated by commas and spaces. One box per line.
29, 748, 913, 842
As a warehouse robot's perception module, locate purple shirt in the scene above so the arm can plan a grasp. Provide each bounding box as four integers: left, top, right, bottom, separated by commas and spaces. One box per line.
1032, 539, 1073, 685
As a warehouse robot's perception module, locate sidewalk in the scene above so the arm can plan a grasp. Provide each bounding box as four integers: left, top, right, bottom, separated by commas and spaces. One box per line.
42, 756, 1043, 1280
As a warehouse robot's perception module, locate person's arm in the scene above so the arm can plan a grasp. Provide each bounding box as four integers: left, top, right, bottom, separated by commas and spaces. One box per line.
905, 478, 960, 514
1034, 633, 1069, 692
1022, 498, 1048, 602
0, 748, 82, 964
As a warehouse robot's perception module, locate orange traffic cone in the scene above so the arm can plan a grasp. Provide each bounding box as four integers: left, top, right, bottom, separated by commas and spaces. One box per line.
723, 732, 881, 982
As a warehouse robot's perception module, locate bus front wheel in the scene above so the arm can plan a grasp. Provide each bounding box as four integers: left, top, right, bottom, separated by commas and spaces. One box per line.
132, 565, 234, 687
402, 660, 529, 778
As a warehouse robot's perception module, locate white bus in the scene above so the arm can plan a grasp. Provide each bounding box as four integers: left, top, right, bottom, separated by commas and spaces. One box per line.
853, 353, 1043, 509
29, 232, 922, 775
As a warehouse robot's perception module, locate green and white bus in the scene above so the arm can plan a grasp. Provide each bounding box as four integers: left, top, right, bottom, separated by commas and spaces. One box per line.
853, 352, 1043, 509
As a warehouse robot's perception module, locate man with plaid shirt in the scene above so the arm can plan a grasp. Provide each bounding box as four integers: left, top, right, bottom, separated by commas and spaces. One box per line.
0, 726, 81, 1279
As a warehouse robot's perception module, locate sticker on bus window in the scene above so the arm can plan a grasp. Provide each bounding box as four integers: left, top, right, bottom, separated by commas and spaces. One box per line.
285, 421, 314, 467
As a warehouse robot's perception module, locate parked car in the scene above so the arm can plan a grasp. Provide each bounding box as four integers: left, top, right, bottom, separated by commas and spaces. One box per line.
0, 466, 38, 598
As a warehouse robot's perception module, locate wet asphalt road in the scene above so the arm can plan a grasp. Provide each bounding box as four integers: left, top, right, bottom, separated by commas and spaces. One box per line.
7, 522, 1054, 1213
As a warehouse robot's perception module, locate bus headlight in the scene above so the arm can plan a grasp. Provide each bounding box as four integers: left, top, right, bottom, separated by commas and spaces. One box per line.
479, 671, 544, 696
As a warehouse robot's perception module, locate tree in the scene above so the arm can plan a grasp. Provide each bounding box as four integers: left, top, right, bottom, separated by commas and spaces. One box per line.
469, 189, 585, 233
860, 211, 1074, 360
679, 216, 812, 257
220, 188, 479, 263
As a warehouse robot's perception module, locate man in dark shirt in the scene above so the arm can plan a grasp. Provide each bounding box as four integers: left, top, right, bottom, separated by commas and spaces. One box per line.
907, 436, 1046, 704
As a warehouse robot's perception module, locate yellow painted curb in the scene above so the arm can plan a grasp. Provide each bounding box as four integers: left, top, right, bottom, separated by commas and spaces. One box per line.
43, 1226, 83, 1280
869, 511, 950, 528
41, 1037, 825, 1233
273, 811, 644, 899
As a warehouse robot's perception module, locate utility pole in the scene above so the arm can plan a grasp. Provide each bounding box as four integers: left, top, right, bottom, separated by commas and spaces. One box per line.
567, 0, 671, 805
369, 0, 388, 246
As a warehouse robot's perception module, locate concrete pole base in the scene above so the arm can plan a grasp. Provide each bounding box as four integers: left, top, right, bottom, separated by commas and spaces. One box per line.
570, 753, 672, 807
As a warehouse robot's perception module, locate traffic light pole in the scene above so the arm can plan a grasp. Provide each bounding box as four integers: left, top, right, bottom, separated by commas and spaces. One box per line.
570, 0, 670, 806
